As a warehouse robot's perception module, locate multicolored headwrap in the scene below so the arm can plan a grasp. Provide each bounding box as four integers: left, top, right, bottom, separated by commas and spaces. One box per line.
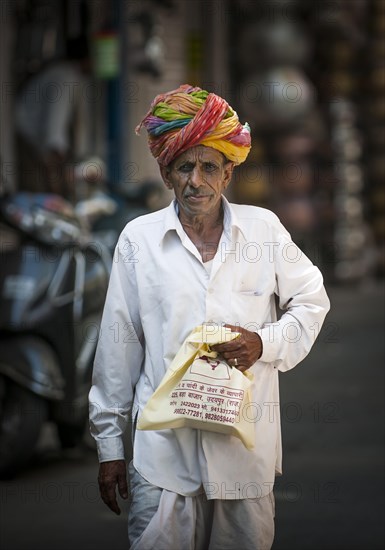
135, 84, 251, 166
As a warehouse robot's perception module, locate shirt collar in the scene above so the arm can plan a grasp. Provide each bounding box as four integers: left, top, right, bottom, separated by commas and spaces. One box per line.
222, 195, 247, 241
159, 195, 247, 244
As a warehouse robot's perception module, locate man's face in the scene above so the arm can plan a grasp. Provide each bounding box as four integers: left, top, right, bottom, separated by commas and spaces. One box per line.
160, 146, 234, 219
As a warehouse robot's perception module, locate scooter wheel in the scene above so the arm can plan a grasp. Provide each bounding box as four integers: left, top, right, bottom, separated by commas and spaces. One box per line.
0, 377, 48, 479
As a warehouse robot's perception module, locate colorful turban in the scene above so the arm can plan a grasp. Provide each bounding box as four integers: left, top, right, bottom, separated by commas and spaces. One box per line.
135, 84, 251, 166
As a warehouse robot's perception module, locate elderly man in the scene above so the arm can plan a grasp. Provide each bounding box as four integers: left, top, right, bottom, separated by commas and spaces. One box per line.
89, 84, 330, 550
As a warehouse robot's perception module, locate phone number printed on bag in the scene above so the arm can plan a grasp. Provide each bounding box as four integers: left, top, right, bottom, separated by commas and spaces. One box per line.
169, 379, 245, 425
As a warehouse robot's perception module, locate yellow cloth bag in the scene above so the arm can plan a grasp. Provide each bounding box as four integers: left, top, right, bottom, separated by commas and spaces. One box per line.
137, 325, 255, 449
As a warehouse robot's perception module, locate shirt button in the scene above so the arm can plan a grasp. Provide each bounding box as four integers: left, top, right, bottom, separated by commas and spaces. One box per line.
208, 288, 214, 294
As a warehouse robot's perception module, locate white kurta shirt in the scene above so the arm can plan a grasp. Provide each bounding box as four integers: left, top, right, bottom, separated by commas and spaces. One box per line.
89, 197, 330, 499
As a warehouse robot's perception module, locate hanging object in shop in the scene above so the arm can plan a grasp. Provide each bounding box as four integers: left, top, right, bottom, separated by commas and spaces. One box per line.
92, 31, 120, 79
240, 66, 316, 132
238, 20, 311, 73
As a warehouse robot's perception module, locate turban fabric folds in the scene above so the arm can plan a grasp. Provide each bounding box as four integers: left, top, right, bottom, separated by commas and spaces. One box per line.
136, 84, 251, 166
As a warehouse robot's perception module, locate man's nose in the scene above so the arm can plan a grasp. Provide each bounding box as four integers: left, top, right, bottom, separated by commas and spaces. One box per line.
189, 167, 205, 187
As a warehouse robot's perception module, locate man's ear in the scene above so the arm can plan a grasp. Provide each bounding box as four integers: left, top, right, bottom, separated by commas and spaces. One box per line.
160, 165, 173, 189
223, 162, 235, 189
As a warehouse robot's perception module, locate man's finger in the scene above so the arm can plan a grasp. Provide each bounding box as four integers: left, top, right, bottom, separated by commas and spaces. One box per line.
118, 472, 129, 500
99, 479, 121, 514
212, 339, 242, 352
98, 483, 119, 514
223, 323, 240, 332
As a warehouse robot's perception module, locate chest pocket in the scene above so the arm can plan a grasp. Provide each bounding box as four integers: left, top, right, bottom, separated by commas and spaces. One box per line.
230, 284, 275, 327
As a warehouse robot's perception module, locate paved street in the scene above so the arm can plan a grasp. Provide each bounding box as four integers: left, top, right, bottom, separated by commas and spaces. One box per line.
0, 281, 384, 550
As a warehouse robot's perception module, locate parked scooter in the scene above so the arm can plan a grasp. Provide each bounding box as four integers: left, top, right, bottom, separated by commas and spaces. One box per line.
0, 191, 111, 478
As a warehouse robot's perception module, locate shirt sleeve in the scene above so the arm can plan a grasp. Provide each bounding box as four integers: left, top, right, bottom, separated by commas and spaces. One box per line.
89, 232, 144, 462
258, 220, 330, 372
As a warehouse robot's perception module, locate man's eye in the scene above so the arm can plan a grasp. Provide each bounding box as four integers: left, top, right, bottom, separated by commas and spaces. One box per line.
204, 163, 217, 172
178, 164, 193, 172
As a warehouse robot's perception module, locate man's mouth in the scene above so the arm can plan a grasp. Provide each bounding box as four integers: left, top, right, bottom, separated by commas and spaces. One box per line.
185, 192, 211, 200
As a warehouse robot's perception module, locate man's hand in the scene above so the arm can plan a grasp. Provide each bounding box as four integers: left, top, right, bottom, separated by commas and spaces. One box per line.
211, 324, 263, 372
98, 459, 128, 515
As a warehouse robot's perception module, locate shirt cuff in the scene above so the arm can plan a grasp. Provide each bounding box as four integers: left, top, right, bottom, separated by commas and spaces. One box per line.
258, 325, 280, 364
96, 436, 126, 463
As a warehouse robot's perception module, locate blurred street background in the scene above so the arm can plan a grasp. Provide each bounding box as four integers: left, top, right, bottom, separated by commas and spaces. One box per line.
0, 0, 384, 549
1, 0, 384, 280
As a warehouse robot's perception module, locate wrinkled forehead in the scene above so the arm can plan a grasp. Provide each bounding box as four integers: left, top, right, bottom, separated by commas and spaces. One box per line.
171, 145, 227, 166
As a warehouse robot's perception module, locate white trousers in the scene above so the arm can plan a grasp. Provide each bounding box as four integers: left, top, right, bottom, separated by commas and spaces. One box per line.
128, 462, 275, 550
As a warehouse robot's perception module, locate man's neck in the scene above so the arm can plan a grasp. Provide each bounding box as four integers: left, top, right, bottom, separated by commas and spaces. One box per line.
178, 201, 224, 235
178, 204, 224, 263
